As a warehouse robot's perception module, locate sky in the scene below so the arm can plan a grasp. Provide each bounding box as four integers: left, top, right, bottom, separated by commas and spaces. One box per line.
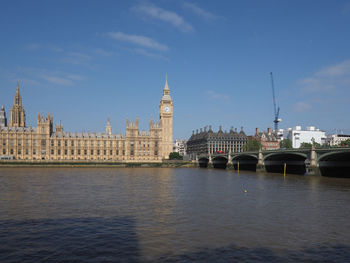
1, 0, 350, 139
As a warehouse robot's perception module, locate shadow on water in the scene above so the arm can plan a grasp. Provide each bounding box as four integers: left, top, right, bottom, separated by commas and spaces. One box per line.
154, 243, 350, 263
1, 215, 349, 263
0, 217, 140, 263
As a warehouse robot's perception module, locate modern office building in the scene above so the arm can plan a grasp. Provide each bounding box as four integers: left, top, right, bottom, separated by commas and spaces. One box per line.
283, 126, 326, 148
327, 134, 350, 146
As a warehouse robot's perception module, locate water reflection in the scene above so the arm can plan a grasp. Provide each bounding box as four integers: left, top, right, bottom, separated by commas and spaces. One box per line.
0, 167, 350, 262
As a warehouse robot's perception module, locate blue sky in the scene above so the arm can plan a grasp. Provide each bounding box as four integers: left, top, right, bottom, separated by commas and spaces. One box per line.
1, 0, 350, 138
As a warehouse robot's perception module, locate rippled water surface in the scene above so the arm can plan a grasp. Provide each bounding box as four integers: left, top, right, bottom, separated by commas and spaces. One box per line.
1, 167, 350, 262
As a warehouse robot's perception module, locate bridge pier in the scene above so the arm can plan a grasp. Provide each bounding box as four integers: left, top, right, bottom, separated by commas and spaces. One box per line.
226, 152, 233, 169
208, 154, 213, 168
257, 149, 265, 172
306, 147, 320, 176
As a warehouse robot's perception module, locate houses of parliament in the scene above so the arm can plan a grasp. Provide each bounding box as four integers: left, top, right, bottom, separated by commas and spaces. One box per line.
0, 78, 173, 162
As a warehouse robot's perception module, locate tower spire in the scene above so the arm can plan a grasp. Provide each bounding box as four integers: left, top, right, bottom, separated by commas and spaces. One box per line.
164, 74, 169, 91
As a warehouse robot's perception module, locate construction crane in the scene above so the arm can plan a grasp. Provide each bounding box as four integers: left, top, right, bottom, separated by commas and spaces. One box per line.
270, 72, 281, 131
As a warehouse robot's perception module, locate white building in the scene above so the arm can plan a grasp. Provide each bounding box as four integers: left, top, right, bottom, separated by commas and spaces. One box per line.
173, 139, 187, 156
283, 126, 326, 148
327, 134, 350, 146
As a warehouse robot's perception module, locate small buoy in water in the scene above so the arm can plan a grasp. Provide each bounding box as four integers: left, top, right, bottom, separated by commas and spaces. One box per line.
244, 190, 248, 193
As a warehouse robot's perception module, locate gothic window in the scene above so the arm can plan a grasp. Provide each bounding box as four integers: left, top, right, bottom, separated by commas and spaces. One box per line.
155, 141, 158, 147
71, 150, 74, 155
25, 149, 28, 155
18, 149, 21, 154
10, 149, 14, 154
97, 150, 100, 155
78, 149, 81, 155
3, 149, 6, 154
51, 140, 54, 147
130, 141, 134, 146
84, 150, 87, 155
42, 127, 44, 133
41, 140, 46, 146
71, 141, 74, 147
64, 150, 67, 155
116, 150, 119, 155
64, 140, 68, 147
78, 140, 81, 146
104, 141, 106, 147
2, 140, 5, 146
10, 140, 13, 146
51, 149, 54, 155
110, 141, 112, 147
110, 150, 112, 155
58, 140, 61, 146
58, 149, 61, 155
91, 150, 94, 155
154, 150, 158, 156
104, 150, 106, 155
18, 140, 21, 146
130, 150, 134, 156
33, 149, 36, 155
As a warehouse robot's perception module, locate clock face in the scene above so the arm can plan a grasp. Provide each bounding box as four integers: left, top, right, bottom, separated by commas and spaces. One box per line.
164, 106, 170, 113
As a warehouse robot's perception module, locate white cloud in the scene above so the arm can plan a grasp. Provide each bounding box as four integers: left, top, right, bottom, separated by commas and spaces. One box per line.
107, 32, 168, 52
183, 2, 220, 20
132, 4, 193, 33
206, 90, 229, 100
132, 48, 168, 60
41, 76, 75, 87
14, 67, 85, 88
294, 101, 312, 112
299, 59, 350, 93
94, 48, 115, 57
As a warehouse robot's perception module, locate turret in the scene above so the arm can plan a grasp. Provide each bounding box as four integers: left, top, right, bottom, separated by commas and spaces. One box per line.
106, 117, 112, 135
37, 113, 53, 135
0, 105, 7, 128
9, 81, 26, 127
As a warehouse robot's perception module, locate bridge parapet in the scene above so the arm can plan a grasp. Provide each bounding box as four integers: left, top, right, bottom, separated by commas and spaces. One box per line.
194, 147, 350, 177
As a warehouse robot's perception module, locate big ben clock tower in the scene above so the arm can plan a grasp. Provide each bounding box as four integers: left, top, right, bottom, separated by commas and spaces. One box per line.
159, 75, 173, 159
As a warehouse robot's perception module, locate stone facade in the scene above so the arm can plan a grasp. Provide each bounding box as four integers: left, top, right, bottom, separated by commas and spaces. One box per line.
0, 79, 173, 162
186, 125, 248, 159
254, 128, 280, 150
173, 139, 187, 156
0, 105, 7, 128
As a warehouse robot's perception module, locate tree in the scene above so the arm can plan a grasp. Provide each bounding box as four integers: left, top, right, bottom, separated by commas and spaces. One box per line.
243, 139, 261, 151
299, 142, 312, 149
169, 152, 183, 160
280, 139, 292, 149
341, 139, 350, 147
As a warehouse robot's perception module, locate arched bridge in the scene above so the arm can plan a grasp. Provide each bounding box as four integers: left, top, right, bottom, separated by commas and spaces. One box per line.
196, 147, 350, 177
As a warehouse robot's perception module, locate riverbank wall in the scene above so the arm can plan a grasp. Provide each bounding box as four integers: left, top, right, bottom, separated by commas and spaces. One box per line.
0, 160, 195, 168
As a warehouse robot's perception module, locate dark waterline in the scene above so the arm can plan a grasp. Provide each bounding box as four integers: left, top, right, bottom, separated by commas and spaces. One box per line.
1, 168, 350, 262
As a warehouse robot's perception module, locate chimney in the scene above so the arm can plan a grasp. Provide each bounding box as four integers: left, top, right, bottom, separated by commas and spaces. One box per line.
268, 128, 271, 134
255, 128, 259, 135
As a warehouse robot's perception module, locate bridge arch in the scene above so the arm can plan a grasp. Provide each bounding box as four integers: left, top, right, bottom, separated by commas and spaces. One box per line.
212, 156, 228, 169
318, 150, 350, 177
232, 154, 258, 171
198, 157, 209, 168
264, 152, 307, 175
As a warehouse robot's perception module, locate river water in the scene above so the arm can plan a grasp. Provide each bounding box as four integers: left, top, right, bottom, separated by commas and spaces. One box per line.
0, 168, 350, 262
